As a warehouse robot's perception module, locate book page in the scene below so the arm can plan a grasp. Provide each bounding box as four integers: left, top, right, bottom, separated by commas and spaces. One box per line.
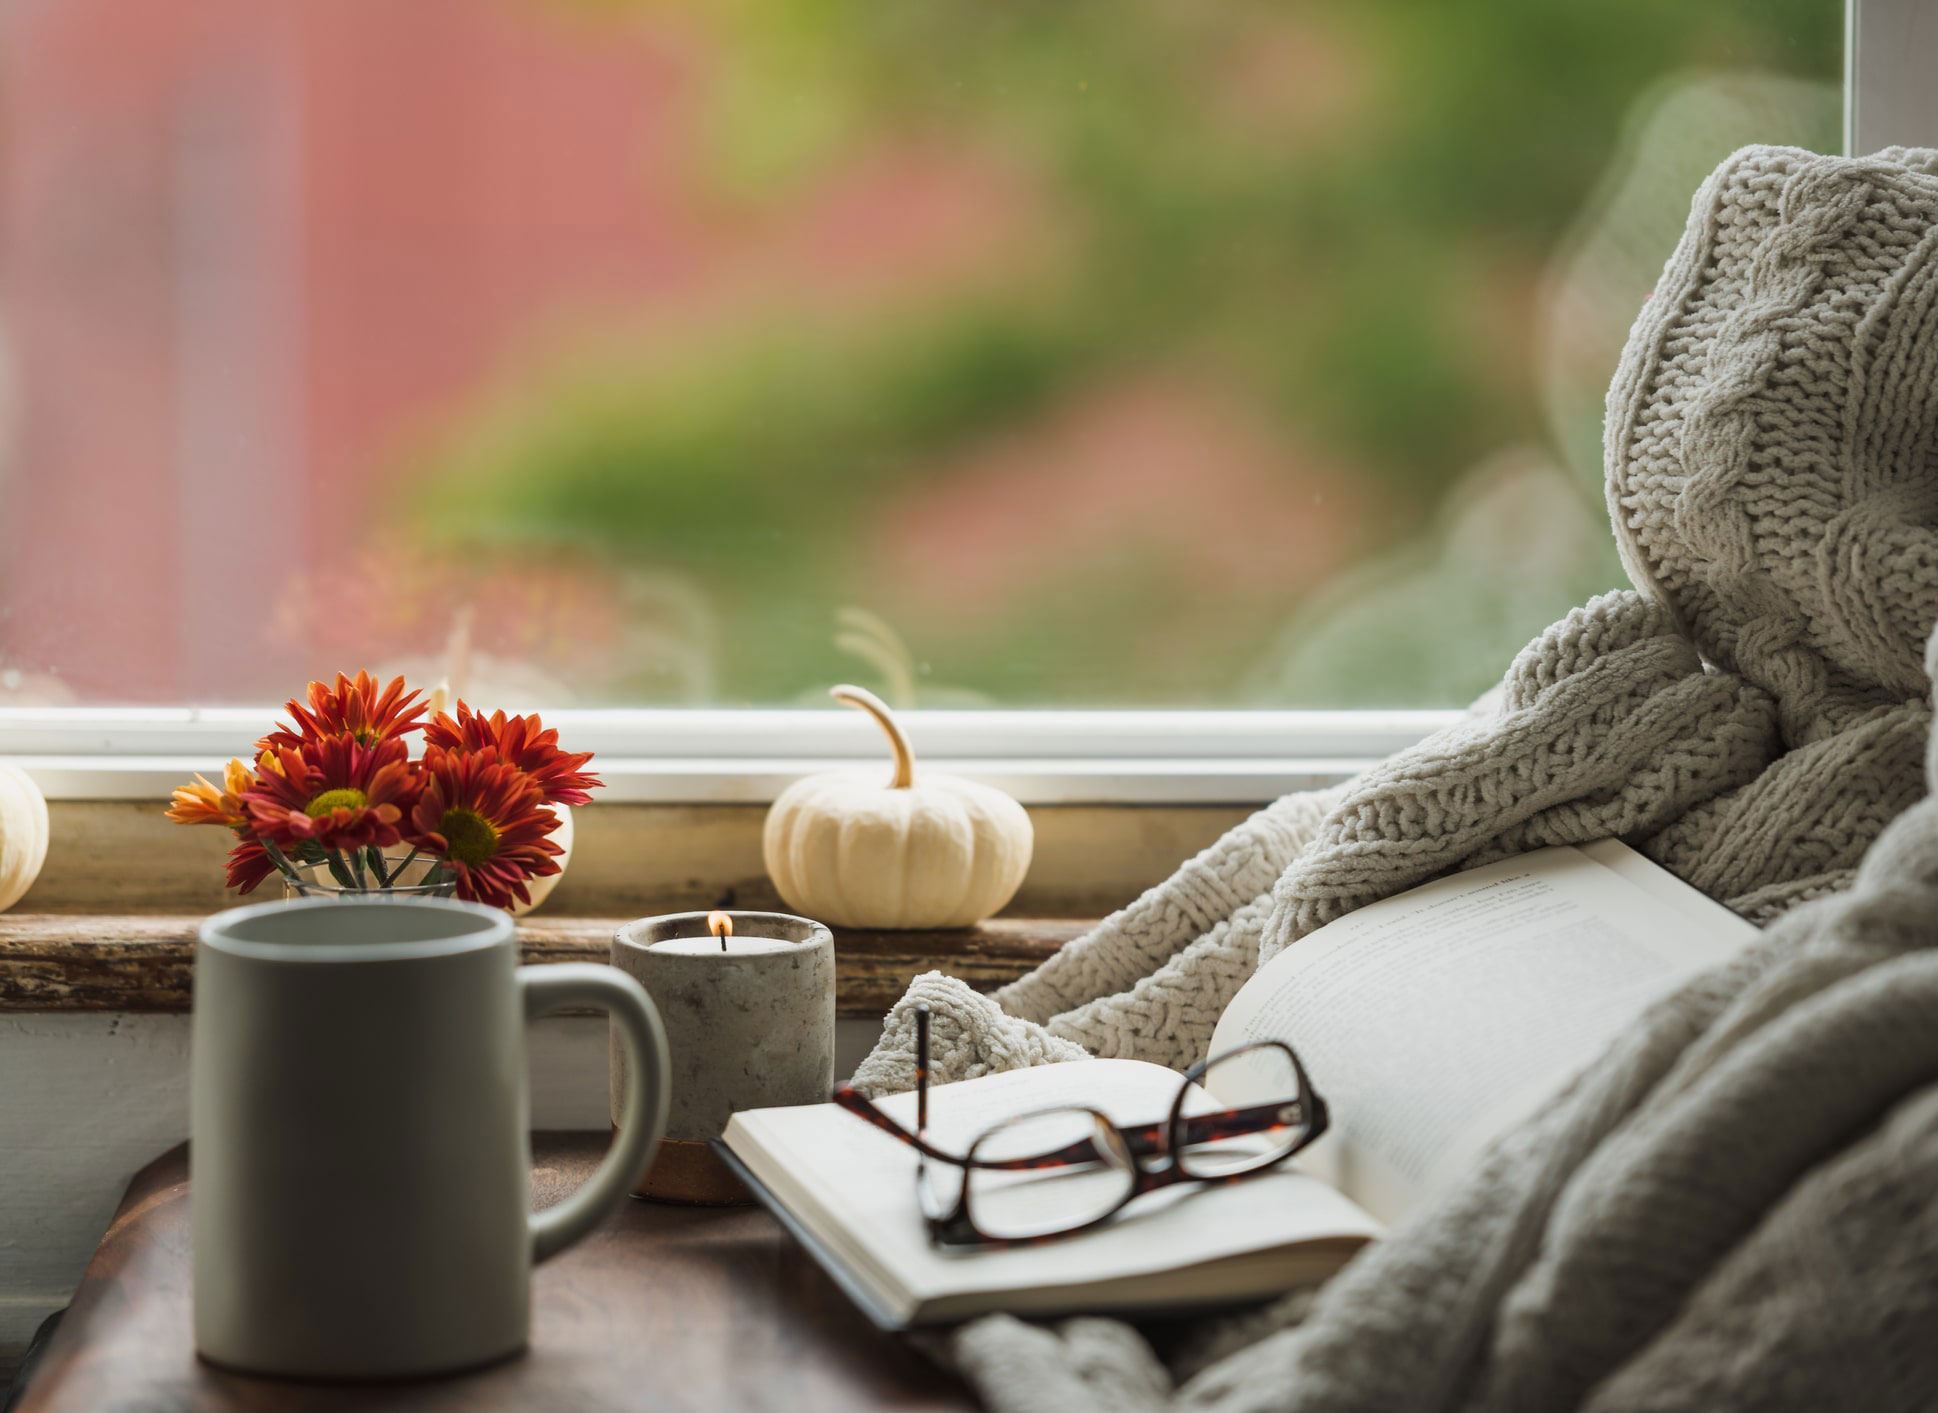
727, 1058, 1379, 1314
1208, 843, 1758, 1224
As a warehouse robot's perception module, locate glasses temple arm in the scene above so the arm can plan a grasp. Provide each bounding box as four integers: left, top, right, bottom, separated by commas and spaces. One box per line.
831, 1087, 1114, 1172
1109, 1098, 1318, 1160
915, 1003, 929, 1139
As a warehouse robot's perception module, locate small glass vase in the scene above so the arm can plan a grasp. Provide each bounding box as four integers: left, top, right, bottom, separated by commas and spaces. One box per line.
280, 851, 457, 901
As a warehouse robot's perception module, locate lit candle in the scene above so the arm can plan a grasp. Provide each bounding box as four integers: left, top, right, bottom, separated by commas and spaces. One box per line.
641, 910, 798, 957
609, 910, 834, 1204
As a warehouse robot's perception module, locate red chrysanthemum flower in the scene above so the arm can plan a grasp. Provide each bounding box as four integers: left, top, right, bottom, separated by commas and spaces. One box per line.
409, 748, 563, 910
244, 734, 419, 853
422, 703, 602, 807
225, 837, 277, 895
259, 671, 427, 752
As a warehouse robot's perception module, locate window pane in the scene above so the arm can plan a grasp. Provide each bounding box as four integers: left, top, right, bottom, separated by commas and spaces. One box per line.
0, 1, 1839, 707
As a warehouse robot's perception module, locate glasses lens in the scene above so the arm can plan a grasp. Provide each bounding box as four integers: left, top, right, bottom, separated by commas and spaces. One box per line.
1176, 1045, 1309, 1179
965, 1107, 1135, 1241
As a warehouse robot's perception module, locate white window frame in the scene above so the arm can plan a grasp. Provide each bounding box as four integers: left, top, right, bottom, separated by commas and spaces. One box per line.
0, 706, 1454, 805
0, 0, 1924, 808
1846, 0, 1938, 155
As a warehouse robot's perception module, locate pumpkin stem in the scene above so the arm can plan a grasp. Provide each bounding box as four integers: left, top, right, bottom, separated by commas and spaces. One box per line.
831, 684, 916, 788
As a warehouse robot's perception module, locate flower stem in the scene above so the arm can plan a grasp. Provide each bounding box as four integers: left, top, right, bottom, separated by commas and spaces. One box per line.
382, 847, 421, 888
364, 845, 388, 890
325, 849, 360, 891
260, 837, 305, 887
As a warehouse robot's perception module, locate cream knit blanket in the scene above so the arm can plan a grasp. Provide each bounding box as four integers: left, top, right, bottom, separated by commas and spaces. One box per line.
853, 145, 1938, 1411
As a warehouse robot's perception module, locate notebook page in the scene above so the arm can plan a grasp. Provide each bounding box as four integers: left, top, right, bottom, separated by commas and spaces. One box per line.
731, 1058, 1379, 1308
1208, 843, 1759, 1224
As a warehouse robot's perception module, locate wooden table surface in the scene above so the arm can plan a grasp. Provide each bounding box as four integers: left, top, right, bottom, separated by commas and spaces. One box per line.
14, 1134, 971, 1413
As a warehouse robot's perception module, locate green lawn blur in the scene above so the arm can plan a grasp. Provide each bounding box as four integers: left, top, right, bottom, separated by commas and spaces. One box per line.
411, 0, 1838, 708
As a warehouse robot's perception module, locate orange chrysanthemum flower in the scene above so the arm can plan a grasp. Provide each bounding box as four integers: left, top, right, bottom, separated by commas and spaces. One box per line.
409, 748, 562, 909
225, 838, 278, 894
258, 671, 427, 752
244, 735, 419, 853
167, 758, 256, 828
423, 704, 602, 807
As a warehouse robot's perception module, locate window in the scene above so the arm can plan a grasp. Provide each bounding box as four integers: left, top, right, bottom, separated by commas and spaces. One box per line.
0, 0, 1854, 729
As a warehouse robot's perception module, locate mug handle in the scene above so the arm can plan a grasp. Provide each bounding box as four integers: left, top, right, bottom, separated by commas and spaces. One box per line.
518, 963, 670, 1263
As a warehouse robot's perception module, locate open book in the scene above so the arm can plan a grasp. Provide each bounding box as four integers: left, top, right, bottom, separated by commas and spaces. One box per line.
719, 840, 1760, 1328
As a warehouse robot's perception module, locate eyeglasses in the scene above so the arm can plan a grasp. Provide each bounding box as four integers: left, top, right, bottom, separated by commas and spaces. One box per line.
832, 1005, 1328, 1248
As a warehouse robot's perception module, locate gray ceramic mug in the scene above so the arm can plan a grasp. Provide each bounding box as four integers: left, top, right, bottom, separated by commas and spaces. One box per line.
192, 897, 669, 1379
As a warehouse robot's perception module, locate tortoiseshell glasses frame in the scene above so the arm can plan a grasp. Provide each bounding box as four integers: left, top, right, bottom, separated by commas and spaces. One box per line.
831, 1006, 1329, 1248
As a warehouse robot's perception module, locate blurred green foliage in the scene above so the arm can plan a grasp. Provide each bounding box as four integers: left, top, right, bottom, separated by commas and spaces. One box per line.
417, 0, 1838, 705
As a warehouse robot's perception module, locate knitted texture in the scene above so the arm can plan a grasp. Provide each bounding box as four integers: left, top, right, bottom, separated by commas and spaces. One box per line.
852, 144, 1938, 1100
954, 641, 1938, 1412
854, 146, 1938, 1411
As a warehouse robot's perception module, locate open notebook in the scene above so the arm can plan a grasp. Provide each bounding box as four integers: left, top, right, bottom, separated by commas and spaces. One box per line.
719, 840, 1761, 1328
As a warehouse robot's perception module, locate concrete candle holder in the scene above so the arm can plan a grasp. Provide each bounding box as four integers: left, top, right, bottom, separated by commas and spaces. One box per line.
610, 910, 835, 1204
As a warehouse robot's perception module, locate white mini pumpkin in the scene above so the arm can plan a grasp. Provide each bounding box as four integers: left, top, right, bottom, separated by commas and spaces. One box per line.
764, 686, 1032, 929
0, 763, 50, 914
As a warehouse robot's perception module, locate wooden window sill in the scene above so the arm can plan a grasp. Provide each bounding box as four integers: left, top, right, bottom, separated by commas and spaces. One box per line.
0, 914, 1086, 1019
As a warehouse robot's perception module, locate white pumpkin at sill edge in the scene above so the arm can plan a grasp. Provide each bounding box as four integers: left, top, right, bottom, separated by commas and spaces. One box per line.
0, 762, 50, 914
763, 686, 1032, 929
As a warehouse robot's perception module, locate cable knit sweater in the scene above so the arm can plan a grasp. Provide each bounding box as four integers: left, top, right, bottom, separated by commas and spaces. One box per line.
852, 145, 1938, 1412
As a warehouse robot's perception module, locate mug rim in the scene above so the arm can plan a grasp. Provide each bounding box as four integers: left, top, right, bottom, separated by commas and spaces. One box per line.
200, 896, 515, 964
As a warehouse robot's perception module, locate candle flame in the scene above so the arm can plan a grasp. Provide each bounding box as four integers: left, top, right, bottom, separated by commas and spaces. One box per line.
707, 911, 733, 941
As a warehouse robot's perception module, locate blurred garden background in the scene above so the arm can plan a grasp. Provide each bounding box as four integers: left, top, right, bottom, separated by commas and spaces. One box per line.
0, 0, 1838, 707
